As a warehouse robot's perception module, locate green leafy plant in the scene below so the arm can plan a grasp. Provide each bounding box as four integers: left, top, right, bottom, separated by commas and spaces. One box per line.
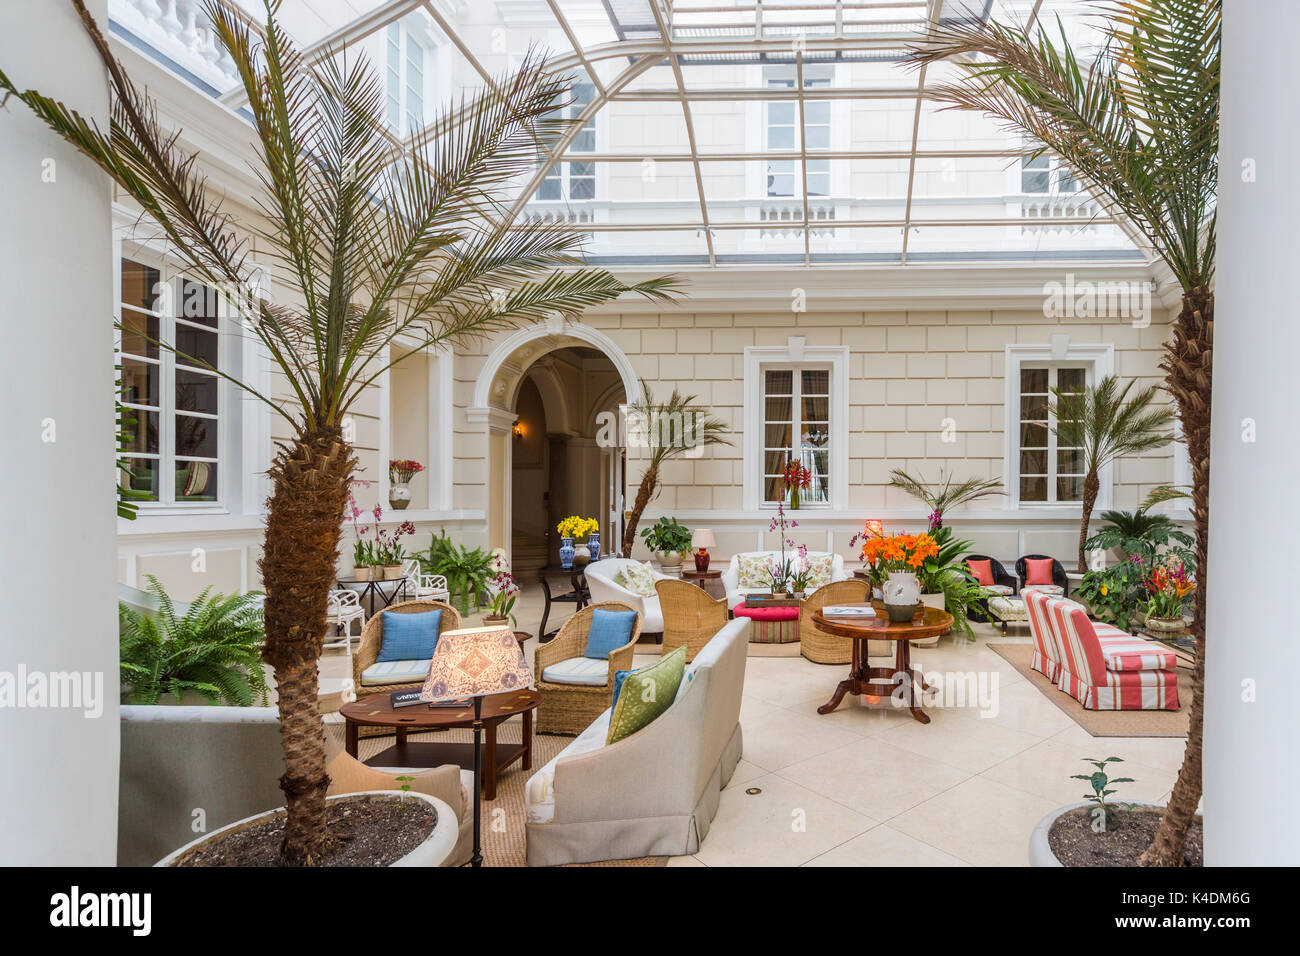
421, 531, 495, 615
1071, 756, 1136, 831
119, 576, 267, 706
3, 0, 676, 864
638, 516, 693, 555
1085, 508, 1194, 568
395, 775, 414, 802
915, 526, 989, 640
1075, 558, 1148, 631
910, 1, 1218, 863
621, 384, 730, 556
887, 468, 1002, 529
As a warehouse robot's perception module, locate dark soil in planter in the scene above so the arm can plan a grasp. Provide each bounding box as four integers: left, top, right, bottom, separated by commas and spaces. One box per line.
174, 794, 435, 867
1048, 806, 1203, 867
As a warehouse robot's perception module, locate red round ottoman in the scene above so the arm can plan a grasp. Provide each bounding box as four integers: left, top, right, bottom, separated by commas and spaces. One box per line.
733, 600, 801, 644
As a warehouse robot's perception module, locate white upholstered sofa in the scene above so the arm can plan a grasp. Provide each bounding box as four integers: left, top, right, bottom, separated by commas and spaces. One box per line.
523, 617, 749, 866
721, 550, 850, 609
584, 557, 673, 633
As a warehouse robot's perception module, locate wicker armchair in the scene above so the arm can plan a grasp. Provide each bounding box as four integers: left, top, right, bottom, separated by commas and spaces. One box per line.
656, 579, 728, 663
533, 601, 641, 736
963, 554, 1017, 620
799, 579, 871, 664
352, 599, 462, 700
1015, 554, 1070, 596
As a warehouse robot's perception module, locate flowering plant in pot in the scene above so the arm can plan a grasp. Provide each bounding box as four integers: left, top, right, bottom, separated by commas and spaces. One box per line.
347, 483, 379, 580
484, 571, 519, 627
374, 516, 417, 579
1143, 562, 1195, 630
782, 459, 812, 510
859, 533, 938, 622
388, 459, 424, 510
765, 501, 800, 595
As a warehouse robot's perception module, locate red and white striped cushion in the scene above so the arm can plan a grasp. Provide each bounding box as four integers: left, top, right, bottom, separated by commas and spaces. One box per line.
1096, 634, 1177, 672
1058, 664, 1180, 711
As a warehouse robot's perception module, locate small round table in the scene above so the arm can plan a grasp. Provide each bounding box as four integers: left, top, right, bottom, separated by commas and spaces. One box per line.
340, 689, 539, 799
811, 602, 953, 724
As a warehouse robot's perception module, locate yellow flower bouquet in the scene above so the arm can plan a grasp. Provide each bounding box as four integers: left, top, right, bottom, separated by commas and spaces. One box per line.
557, 515, 599, 539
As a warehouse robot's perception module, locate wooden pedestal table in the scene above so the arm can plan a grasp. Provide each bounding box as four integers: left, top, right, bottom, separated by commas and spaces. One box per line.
811, 602, 953, 724
340, 689, 539, 799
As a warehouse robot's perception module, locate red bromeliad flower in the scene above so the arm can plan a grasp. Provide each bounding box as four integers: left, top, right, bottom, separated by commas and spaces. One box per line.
782, 459, 811, 491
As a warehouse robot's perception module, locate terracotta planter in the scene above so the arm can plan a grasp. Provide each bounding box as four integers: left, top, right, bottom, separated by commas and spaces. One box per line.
156, 791, 456, 868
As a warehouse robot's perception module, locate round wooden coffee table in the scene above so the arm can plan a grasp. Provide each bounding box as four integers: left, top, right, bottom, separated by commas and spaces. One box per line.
811, 602, 953, 724
340, 689, 539, 799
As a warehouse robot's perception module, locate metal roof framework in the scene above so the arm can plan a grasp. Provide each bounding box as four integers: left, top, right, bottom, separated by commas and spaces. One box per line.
136, 0, 1147, 266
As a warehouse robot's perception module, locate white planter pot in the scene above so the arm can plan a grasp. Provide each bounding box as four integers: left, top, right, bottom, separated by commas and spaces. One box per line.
657, 551, 683, 572
912, 591, 946, 647
1029, 800, 1167, 867
883, 570, 921, 606
156, 791, 456, 868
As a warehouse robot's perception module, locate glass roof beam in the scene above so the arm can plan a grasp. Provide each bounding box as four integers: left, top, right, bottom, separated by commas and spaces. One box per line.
901, 0, 942, 264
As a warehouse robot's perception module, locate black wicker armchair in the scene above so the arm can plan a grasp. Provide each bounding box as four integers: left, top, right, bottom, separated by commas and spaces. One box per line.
963, 554, 1017, 621
1015, 554, 1070, 596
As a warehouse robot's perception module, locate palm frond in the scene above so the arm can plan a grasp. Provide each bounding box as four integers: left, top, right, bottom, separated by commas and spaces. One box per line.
1049, 375, 1174, 473
888, 468, 1003, 514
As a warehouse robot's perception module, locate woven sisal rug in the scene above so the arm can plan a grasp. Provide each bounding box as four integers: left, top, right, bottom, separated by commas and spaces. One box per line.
988, 642, 1190, 738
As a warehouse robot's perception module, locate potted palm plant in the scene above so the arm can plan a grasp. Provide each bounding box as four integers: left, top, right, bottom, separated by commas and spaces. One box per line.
911, 0, 1217, 865
3, 0, 674, 865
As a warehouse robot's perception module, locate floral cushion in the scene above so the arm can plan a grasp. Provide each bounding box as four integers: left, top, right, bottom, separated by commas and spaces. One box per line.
804, 554, 833, 589
988, 596, 1027, 621
617, 562, 658, 597
737, 554, 772, 589
1022, 584, 1064, 597
983, 584, 1014, 596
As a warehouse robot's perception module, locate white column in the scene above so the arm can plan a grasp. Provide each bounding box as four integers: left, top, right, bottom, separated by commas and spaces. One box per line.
1205, 0, 1300, 865
0, 1, 119, 864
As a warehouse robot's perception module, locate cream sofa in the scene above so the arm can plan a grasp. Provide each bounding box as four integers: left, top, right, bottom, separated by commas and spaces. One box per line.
523, 617, 750, 866
584, 557, 673, 633
118, 705, 472, 866
721, 550, 850, 609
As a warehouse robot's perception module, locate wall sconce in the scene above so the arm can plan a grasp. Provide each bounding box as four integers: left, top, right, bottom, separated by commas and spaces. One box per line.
512, 419, 524, 440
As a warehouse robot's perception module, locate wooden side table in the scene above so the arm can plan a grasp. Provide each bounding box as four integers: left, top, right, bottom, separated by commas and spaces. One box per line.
679, 568, 723, 599
811, 602, 953, 724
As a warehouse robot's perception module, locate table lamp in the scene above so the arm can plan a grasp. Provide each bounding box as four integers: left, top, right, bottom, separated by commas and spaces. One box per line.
420, 626, 533, 867
862, 519, 884, 539
691, 528, 716, 572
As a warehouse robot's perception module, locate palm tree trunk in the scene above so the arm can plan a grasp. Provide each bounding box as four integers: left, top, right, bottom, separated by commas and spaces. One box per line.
1077, 471, 1100, 573
1140, 287, 1213, 866
620, 465, 659, 558
260, 429, 356, 865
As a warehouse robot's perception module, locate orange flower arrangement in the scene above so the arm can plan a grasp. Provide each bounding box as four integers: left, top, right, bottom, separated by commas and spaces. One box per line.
860, 532, 940, 573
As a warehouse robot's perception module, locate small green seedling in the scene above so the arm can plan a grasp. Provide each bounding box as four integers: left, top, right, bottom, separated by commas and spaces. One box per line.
395, 775, 414, 801
1071, 756, 1135, 832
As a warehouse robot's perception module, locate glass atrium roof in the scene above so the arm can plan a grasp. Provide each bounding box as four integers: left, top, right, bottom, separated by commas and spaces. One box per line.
108, 1, 1144, 267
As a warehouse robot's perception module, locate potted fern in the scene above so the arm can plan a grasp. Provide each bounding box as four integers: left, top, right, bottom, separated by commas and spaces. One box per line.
118, 577, 268, 706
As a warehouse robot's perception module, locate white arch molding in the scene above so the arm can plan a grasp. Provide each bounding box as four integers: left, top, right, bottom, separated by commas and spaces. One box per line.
470, 319, 640, 420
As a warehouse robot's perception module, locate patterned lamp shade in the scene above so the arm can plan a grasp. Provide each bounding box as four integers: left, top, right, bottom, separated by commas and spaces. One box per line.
420, 626, 533, 703
863, 519, 884, 539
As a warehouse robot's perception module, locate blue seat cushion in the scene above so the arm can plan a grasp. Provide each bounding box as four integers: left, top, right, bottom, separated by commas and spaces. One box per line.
583, 608, 638, 660
377, 609, 442, 663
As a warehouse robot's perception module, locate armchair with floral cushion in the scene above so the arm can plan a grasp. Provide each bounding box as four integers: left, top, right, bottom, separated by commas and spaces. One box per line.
584, 557, 671, 633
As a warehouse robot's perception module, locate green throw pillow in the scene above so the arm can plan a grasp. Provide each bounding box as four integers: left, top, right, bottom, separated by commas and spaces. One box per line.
605, 646, 686, 745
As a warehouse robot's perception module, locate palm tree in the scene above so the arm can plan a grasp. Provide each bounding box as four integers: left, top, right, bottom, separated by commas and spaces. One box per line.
909, 0, 1217, 865
887, 468, 1003, 528
1050, 375, 1173, 572
620, 384, 730, 558
1, 0, 675, 864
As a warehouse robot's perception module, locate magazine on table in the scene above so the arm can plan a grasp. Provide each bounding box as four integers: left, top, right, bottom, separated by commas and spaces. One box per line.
822, 605, 876, 618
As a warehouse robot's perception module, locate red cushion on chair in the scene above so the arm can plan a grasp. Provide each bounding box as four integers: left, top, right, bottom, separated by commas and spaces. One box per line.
1025, 558, 1056, 586
966, 560, 994, 586
733, 601, 800, 622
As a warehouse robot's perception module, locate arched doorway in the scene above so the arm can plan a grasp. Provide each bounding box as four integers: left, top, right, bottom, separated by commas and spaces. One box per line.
472, 320, 637, 572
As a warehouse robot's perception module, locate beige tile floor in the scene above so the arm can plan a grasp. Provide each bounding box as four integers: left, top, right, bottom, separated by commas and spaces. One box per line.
319, 581, 1189, 868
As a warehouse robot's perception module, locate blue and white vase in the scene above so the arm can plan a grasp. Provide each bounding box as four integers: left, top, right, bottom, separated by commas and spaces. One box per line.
559, 537, 575, 570
587, 532, 600, 562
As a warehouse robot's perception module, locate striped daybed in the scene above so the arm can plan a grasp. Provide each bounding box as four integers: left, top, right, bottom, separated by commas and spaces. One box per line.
1024, 590, 1180, 711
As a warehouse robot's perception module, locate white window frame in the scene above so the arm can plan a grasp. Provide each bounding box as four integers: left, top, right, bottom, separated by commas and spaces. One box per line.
114, 207, 271, 521
116, 247, 229, 513
1020, 153, 1081, 195
385, 21, 433, 137
763, 64, 832, 199
743, 340, 848, 511
1004, 342, 1114, 511
540, 78, 597, 202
